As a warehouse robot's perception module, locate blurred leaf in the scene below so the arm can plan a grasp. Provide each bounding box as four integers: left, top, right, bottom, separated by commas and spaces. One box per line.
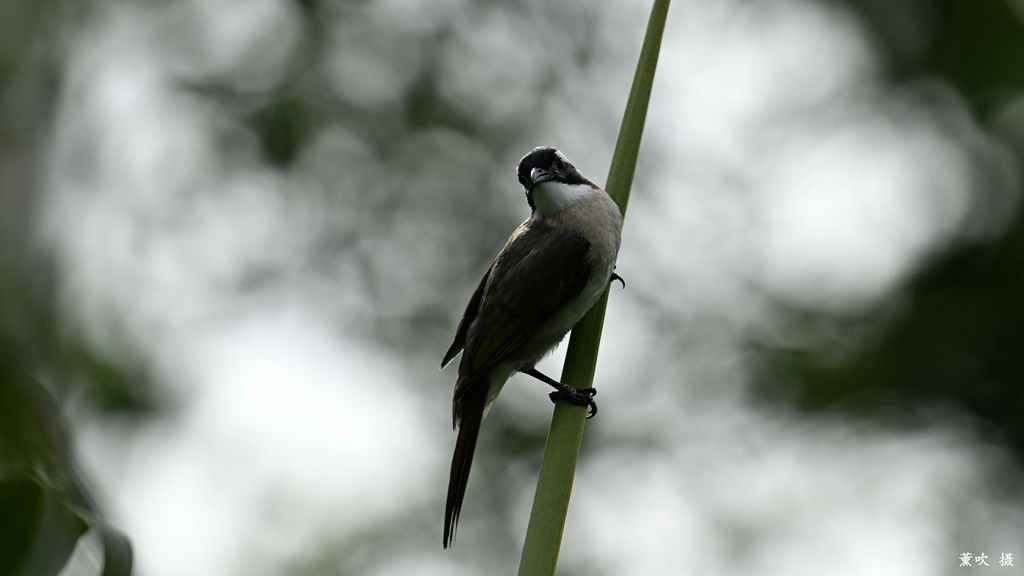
841, 0, 1024, 115
0, 373, 72, 479
65, 342, 158, 417
0, 374, 134, 576
248, 97, 318, 167
0, 474, 92, 576
97, 525, 133, 576
23, 487, 89, 576
754, 226, 1024, 452
0, 476, 42, 576
403, 79, 482, 137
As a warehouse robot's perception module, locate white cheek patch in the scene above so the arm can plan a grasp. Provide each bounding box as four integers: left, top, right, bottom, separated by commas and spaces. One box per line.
533, 181, 592, 216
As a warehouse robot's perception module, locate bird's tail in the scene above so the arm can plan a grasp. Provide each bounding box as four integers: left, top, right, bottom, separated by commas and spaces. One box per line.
443, 382, 487, 549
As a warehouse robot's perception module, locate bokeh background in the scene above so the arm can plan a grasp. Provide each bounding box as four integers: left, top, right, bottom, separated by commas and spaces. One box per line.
3, 0, 1024, 574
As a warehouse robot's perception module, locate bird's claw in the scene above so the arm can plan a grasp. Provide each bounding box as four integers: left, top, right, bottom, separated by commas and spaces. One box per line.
610, 272, 625, 289
549, 387, 598, 418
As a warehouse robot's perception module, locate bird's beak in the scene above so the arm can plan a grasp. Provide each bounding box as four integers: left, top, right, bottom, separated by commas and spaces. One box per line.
530, 167, 553, 187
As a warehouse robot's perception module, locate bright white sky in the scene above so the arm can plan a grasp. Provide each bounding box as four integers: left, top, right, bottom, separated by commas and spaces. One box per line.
43, 0, 1023, 574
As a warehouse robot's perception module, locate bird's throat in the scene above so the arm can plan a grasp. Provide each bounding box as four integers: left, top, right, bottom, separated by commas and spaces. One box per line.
532, 181, 593, 218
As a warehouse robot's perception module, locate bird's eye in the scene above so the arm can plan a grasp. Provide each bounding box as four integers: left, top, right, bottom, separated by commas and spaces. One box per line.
552, 158, 565, 172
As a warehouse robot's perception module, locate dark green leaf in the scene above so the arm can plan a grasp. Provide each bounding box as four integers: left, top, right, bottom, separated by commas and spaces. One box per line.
22, 491, 89, 576
98, 525, 133, 576
0, 476, 43, 576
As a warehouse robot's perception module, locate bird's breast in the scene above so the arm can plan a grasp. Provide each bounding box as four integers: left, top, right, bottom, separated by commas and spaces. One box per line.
520, 189, 623, 356
545, 189, 623, 266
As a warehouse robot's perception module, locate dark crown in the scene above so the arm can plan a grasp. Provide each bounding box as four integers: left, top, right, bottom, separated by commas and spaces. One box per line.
516, 147, 592, 192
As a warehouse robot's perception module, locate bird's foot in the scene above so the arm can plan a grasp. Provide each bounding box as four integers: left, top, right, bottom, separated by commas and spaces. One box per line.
611, 272, 625, 289
548, 385, 598, 418
522, 368, 599, 418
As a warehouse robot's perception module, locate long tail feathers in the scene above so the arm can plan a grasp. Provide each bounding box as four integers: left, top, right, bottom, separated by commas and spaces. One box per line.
443, 385, 487, 549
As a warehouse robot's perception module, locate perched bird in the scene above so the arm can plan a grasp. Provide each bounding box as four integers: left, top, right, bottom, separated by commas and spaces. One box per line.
440, 146, 623, 548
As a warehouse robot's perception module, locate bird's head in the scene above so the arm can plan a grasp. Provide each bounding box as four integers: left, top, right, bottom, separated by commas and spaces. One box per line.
516, 147, 594, 213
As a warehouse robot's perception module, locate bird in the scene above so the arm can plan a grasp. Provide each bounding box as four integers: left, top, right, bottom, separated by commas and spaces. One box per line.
440, 146, 623, 548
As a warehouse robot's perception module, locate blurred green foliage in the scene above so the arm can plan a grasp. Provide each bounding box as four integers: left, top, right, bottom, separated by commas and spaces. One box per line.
0, 371, 134, 576
755, 0, 1024, 457
0, 0, 139, 573
842, 0, 1024, 115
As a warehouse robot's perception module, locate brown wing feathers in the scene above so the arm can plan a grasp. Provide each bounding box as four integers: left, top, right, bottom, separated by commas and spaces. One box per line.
441, 265, 492, 370
460, 223, 592, 378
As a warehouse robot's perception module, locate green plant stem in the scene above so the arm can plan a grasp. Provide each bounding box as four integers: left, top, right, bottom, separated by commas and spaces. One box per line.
516, 1, 670, 574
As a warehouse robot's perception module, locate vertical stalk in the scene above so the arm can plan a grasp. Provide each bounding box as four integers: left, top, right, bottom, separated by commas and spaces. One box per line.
516, 0, 670, 574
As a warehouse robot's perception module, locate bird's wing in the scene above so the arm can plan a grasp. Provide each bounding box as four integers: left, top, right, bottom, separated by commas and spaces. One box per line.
441, 263, 492, 370
453, 221, 592, 403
